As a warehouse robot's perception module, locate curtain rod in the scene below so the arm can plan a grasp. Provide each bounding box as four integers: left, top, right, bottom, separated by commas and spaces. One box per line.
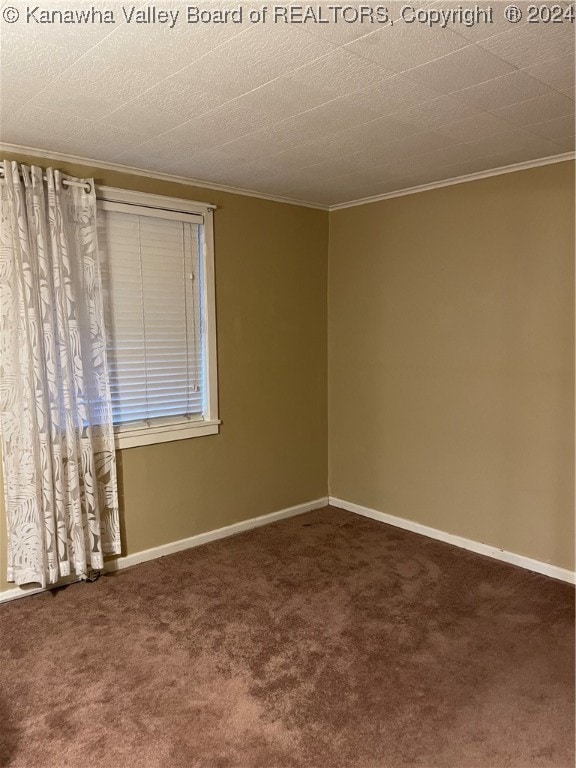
0, 164, 92, 193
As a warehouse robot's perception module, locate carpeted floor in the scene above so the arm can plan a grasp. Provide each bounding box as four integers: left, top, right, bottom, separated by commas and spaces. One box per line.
0, 506, 574, 768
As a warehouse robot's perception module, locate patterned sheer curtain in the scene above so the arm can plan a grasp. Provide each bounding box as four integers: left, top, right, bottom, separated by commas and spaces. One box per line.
0, 161, 121, 588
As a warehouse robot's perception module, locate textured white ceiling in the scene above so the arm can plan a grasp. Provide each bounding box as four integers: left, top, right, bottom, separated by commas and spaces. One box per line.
1, 1, 574, 206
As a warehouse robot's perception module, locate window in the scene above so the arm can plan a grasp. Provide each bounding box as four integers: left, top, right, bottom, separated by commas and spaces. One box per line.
97, 187, 219, 449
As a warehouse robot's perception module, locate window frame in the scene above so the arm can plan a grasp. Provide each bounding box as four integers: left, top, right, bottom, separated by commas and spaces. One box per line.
97, 186, 220, 450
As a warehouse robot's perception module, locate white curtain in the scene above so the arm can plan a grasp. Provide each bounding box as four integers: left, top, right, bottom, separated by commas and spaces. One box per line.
0, 161, 121, 588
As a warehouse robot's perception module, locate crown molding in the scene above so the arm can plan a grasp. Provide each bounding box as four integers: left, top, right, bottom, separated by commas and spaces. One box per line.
328, 152, 576, 211
0, 143, 330, 211
2, 143, 573, 214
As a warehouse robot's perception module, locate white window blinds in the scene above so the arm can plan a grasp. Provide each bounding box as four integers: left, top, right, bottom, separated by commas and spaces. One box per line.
98, 203, 204, 427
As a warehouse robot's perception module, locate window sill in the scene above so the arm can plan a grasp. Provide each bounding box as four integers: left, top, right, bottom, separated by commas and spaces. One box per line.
114, 420, 220, 450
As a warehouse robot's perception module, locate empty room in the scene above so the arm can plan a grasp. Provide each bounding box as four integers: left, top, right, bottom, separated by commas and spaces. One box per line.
0, 2, 574, 766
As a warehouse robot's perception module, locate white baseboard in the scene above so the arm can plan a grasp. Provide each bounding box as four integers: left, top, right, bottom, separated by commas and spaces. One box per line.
0, 573, 81, 604
0, 496, 329, 604
330, 496, 576, 585
106, 496, 328, 572
3, 494, 571, 602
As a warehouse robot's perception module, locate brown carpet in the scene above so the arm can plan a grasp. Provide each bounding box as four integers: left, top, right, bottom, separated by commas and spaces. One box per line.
0, 506, 574, 768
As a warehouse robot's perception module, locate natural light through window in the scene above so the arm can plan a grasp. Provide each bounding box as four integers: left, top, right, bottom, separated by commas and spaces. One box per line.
97, 188, 219, 449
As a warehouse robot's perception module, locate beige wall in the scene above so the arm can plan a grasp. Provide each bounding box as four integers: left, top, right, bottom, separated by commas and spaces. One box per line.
0, 153, 329, 592
329, 162, 575, 570
1, 155, 574, 592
